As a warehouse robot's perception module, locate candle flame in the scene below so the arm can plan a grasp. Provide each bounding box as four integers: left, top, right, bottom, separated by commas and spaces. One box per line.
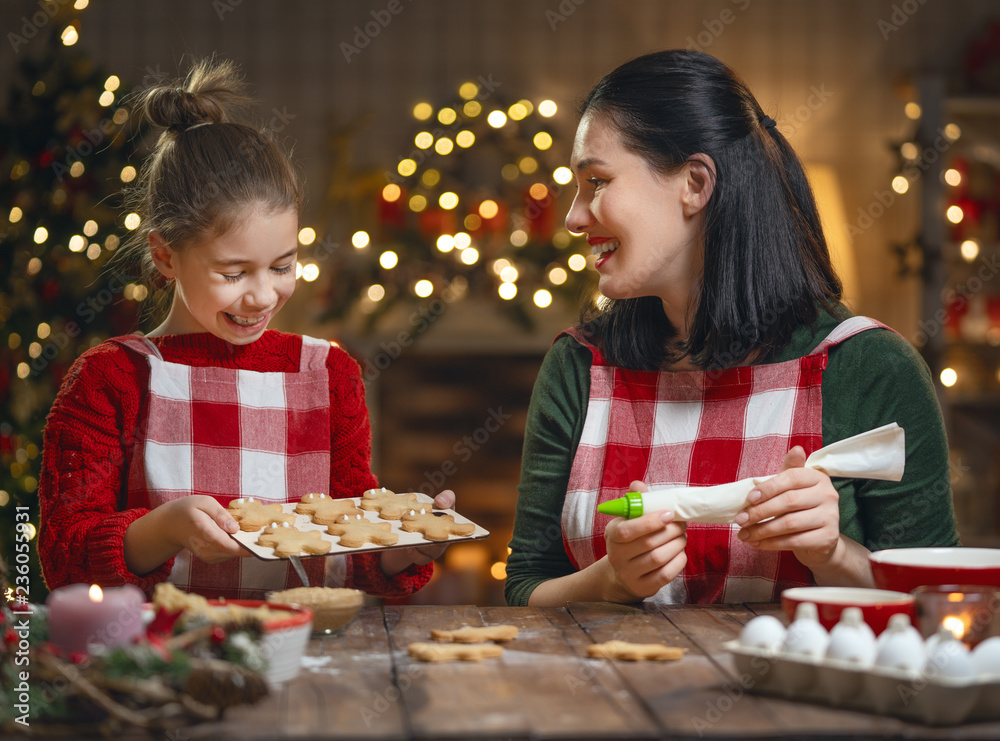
89, 584, 103, 602
942, 615, 965, 638
946, 592, 964, 602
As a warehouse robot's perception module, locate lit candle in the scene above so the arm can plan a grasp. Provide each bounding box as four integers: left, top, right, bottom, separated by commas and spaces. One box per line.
914, 584, 1000, 648
46, 583, 145, 654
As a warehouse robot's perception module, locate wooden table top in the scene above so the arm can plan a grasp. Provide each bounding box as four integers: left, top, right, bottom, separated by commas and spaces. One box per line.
110, 602, 1000, 740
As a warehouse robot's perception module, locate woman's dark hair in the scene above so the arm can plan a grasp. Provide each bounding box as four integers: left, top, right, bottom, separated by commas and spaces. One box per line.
578, 50, 842, 370
113, 57, 303, 320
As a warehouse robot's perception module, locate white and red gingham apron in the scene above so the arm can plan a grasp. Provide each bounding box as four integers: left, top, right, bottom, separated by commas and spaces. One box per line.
562, 315, 888, 604
112, 334, 350, 599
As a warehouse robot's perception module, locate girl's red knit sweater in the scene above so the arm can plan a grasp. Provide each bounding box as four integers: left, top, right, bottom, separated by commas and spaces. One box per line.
38, 329, 432, 599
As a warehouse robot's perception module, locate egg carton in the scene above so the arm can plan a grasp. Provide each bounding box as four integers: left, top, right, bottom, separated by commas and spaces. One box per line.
723, 640, 1000, 725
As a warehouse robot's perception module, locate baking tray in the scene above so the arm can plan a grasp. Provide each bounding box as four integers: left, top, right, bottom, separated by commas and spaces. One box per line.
229, 492, 489, 559
723, 639, 1000, 725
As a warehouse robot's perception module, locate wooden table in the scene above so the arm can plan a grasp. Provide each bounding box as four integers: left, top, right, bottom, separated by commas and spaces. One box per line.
115, 602, 1000, 740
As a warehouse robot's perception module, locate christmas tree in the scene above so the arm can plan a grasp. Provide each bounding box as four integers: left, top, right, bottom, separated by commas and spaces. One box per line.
0, 11, 148, 602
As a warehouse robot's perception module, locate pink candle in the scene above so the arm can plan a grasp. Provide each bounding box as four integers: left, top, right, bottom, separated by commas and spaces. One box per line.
46, 584, 145, 654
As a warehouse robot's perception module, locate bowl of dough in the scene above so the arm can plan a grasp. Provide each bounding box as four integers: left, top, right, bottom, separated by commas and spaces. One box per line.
267, 587, 364, 637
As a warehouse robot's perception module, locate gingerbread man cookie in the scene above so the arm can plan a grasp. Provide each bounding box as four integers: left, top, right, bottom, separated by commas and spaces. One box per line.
408, 642, 504, 662
326, 514, 400, 548
586, 640, 685, 662
400, 508, 476, 542
295, 492, 363, 525
256, 522, 332, 557
359, 488, 421, 520
430, 625, 519, 643
228, 497, 295, 532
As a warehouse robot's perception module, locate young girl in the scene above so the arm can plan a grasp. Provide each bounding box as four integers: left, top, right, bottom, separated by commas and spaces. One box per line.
505, 50, 960, 607
38, 58, 453, 600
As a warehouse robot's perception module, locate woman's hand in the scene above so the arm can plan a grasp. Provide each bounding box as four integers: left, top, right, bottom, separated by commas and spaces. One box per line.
735, 446, 844, 570
601, 481, 687, 602
380, 489, 457, 576
164, 495, 248, 564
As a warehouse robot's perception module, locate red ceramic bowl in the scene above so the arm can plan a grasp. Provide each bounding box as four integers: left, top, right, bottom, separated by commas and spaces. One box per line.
870, 547, 1000, 594
781, 586, 915, 634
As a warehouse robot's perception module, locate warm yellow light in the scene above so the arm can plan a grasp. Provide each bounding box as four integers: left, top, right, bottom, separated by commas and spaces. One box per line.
133, 284, 148, 301
500, 266, 518, 283
944, 123, 961, 141
940, 367, 958, 387
397, 159, 417, 177
89, 584, 103, 602
533, 289, 553, 308
453, 232, 471, 249
944, 168, 962, 186
960, 240, 979, 261
70, 161, 84, 177
87, 243, 101, 260
455, 130, 475, 148
463, 100, 482, 117
28, 342, 41, 358
120, 165, 136, 183
548, 266, 567, 285
98, 90, 114, 107
414, 279, 433, 297
501, 163, 520, 181
519, 157, 539, 175
460, 247, 479, 265
68, 235, 86, 252
508, 103, 528, 121
498, 283, 517, 300
568, 254, 587, 271
367, 284, 385, 301
352, 231, 370, 249
490, 561, 508, 580
439, 192, 459, 210
900, 142, 919, 160
37, 323, 51, 339
61, 25, 79, 46
538, 100, 558, 117
83, 219, 99, 236
409, 195, 427, 212
26, 258, 41, 275
421, 169, 441, 187
414, 131, 434, 149
478, 200, 499, 219
553, 166, 573, 185
298, 227, 316, 245
946, 205, 964, 224
904, 102, 921, 119
464, 214, 482, 231
436, 234, 455, 252
510, 229, 528, 247
104, 75, 120, 91
104, 234, 119, 251
458, 81, 479, 100
124, 213, 141, 230
487, 110, 507, 128
17, 363, 30, 379
492, 258, 511, 275
8, 207, 22, 223
891, 176, 909, 194
413, 102, 433, 120
437, 107, 457, 125
553, 230, 572, 248
73, 0, 89, 8
434, 137, 454, 155
942, 615, 966, 638
529, 182, 549, 200
382, 184, 401, 202
112, 108, 128, 124
533, 132, 553, 150
380, 251, 398, 269
33, 227, 48, 244
301, 263, 320, 282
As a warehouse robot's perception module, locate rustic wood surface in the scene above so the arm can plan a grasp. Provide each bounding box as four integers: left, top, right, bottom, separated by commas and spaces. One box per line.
71, 603, 1000, 740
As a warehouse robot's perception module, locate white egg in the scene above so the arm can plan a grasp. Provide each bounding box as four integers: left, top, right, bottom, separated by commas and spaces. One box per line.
825, 606, 877, 667
925, 630, 977, 680
972, 636, 1000, 678
874, 613, 924, 673
739, 614, 786, 652
781, 602, 829, 659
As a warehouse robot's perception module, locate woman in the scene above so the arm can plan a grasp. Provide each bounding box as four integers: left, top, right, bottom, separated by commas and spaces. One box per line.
505, 50, 959, 607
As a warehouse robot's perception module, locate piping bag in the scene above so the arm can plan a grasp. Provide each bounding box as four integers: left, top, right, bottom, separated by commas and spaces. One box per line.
596, 422, 905, 522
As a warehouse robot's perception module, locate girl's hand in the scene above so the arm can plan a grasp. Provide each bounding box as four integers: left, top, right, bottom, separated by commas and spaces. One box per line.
735, 446, 843, 570
601, 481, 687, 602
163, 495, 248, 564
380, 489, 457, 575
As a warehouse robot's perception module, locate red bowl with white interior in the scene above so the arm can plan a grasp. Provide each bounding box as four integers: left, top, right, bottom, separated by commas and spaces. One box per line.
781, 586, 915, 634
870, 547, 1000, 594
207, 599, 313, 685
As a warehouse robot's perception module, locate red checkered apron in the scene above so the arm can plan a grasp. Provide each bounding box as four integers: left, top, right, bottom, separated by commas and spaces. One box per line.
562, 316, 888, 604
112, 334, 350, 599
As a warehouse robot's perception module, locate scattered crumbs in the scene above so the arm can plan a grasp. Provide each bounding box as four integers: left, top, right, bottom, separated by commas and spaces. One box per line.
301, 655, 338, 674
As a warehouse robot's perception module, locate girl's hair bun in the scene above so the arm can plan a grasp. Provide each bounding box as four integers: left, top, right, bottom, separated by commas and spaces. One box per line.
140, 56, 253, 133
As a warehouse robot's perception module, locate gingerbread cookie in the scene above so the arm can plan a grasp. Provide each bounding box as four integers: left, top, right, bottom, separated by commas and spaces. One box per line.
326, 514, 400, 548
359, 488, 421, 520
586, 640, 685, 662
430, 625, 519, 643
408, 642, 504, 662
228, 497, 295, 532
400, 508, 476, 542
295, 492, 363, 525
256, 522, 332, 557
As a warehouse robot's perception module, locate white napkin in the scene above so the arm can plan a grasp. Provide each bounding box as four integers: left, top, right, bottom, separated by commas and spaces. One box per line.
643, 423, 905, 523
